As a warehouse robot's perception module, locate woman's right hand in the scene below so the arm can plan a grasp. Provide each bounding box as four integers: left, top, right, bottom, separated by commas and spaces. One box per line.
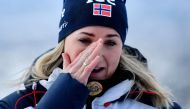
62, 39, 103, 85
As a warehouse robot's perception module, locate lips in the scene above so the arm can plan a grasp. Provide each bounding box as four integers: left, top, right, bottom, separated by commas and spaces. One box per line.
92, 67, 104, 73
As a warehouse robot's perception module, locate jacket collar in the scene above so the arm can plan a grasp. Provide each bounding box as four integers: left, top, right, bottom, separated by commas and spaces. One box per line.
93, 79, 134, 104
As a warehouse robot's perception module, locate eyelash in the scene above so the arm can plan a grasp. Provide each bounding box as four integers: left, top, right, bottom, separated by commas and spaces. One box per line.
105, 40, 116, 46
78, 38, 117, 46
78, 38, 92, 45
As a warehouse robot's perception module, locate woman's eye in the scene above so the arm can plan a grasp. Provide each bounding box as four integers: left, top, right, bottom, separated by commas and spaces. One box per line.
78, 38, 92, 45
105, 40, 116, 46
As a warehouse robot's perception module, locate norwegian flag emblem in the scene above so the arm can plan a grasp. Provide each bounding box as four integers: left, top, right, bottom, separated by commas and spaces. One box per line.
93, 3, 112, 17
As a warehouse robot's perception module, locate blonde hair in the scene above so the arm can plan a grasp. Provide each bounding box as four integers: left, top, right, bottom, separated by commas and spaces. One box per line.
22, 40, 173, 108
120, 50, 173, 108
23, 41, 64, 85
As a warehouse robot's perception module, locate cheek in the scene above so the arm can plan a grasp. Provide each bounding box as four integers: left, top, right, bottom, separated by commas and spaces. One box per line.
106, 49, 122, 73
65, 47, 84, 62
64, 41, 85, 62
109, 54, 120, 68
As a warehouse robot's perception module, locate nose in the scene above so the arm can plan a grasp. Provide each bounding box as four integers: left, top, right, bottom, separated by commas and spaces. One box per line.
96, 39, 104, 56
97, 45, 107, 62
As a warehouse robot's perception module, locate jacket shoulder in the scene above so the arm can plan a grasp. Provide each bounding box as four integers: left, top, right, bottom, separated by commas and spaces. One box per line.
0, 91, 25, 109
0, 82, 46, 109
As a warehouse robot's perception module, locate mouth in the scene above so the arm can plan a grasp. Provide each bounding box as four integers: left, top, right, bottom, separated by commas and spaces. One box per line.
92, 67, 104, 74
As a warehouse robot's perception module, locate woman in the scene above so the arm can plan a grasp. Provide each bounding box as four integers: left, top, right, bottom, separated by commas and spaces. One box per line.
0, 0, 181, 109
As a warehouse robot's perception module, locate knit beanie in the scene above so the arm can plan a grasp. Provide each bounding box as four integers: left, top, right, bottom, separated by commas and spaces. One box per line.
58, 0, 128, 44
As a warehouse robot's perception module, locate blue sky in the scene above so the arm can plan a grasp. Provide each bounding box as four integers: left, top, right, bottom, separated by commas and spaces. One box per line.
0, 0, 189, 108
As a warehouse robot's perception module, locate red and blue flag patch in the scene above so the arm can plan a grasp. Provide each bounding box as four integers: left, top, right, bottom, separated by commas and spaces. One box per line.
93, 3, 112, 17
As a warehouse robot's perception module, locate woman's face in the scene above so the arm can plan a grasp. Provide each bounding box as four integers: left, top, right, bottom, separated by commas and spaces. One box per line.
64, 26, 122, 80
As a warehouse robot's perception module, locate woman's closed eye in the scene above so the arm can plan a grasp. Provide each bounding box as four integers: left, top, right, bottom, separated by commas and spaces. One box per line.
78, 38, 92, 45
78, 38, 117, 47
104, 40, 117, 47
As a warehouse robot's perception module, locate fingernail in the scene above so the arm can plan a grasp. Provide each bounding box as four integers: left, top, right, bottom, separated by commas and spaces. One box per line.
98, 39, 103, 43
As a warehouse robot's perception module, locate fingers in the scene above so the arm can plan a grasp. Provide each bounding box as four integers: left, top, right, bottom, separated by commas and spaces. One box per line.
80, 55, 101, 85
61, 39, 103, 85
84, 39, 103, 65
68, 42, 97, 68
62, 53, 71, 69
69, 39, 102, 73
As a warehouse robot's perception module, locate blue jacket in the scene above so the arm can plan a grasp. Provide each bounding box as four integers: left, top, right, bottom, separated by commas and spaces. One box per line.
0, 72, 181, 109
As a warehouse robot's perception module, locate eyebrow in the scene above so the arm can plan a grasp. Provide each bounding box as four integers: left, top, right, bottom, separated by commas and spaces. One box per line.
80, 32, 119, 38
80, 32, 95, 37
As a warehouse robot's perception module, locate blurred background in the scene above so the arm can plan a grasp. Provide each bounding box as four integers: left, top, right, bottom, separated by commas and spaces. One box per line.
0, 0, 189, 108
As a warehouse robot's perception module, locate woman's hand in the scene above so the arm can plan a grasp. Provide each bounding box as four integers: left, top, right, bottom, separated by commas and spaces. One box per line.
62, 39, 103, 85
